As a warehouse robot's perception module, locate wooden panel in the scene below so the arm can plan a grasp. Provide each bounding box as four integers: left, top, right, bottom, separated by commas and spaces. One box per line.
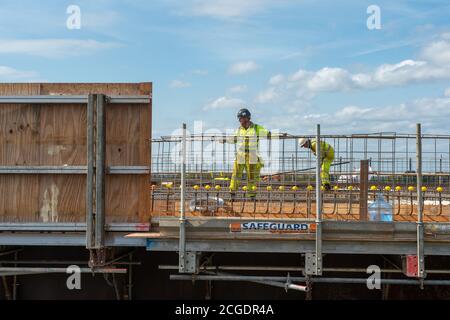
0, 104, 40, 165
0, 175, 85, 223
106, 175, 140, 223
0, 82, 151, 96
106, 104, 140, 166
0, 175, 39, 222
38, 175, 85, 222
0, 82, 152, 224
39, 104, 86, 166
0, 83, 40, 95
40, 83, 151, 95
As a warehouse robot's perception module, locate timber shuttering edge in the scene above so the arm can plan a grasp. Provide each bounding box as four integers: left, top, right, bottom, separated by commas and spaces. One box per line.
0, 83, 152, 231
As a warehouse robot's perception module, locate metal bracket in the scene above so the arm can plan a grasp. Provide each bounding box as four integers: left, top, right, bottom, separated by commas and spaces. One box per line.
179, 252, 200, 274
402, 255, 418, 277
88, 248, 109, 268
417, 223, 426, 279
304, 252, 321, 276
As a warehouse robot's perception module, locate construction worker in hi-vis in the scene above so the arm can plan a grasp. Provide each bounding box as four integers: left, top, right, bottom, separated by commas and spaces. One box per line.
224, 108, 270, 198
298, 138, 334, 190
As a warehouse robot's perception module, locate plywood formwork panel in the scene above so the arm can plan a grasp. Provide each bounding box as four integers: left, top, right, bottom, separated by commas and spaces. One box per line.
106, 175, 140, 223
0, 104, 41, 166
0, 174, 85, 223
0, 174, 39, 222
37, 175, 86, 223
0, 82, 152, 224
39, 104, 87, 166
106, 103, 140, 166
0, 83, 40, 95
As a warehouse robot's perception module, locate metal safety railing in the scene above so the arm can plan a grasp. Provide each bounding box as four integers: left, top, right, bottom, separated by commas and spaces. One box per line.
149, 125, 450, 222
166, 123, 434, 281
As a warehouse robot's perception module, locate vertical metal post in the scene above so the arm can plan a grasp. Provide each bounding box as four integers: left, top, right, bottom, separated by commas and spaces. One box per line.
86, 94, 95, 249
13, 251, 17, 300
359, 160, 369, 220
315, 124, 323, 275
281, 138, 285, 185
294, 140, 298, 186
392, 138, 396, 189
416, 123, 426, 280
448, 138, 450, 190
95, 94, 106, 249
179, 123, 187, 273
128, 252, 133, 300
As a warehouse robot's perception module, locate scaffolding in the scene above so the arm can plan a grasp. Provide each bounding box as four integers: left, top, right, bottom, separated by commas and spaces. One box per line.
149, 126, 450, 221
125, 123, 450, 295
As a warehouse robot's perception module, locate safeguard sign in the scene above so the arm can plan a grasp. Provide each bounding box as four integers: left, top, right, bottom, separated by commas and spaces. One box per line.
230, 221, 316, 234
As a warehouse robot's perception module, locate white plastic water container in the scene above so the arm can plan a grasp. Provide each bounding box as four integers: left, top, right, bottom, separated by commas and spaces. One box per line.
368, 192, 393, 222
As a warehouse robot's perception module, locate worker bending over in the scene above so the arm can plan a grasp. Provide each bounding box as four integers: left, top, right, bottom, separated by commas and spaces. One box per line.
224, 108, 270, 198
298, 138, 334, 190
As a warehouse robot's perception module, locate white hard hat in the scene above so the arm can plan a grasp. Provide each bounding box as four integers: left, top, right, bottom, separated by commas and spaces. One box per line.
298, 138, 308, 147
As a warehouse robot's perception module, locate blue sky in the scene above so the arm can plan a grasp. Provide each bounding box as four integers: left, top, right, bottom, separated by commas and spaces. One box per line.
1, 0, 450, 137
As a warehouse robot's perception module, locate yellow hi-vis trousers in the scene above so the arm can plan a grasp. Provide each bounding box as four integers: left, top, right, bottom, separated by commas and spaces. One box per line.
229, 157, 262, 197
320, 149, 335, 185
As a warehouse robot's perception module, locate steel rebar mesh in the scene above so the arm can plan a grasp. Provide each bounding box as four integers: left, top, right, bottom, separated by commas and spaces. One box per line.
149, 132, 450, 220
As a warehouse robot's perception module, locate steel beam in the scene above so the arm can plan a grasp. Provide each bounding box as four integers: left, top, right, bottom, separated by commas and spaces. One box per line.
0, 166, 86, 174
0, 222, 150, 232
1, 232, 450, 255
158, 264, 450, 274
0, 232, 146, 247
146, 238, 450, 256
95, 94, 106, 249
0, 267, 126, 277
170, 274, 450, 286
107, 166, 150, 174
86, 94, 95, 249
0, 95, 150, 104
0, 166, 149, 174
0, 260, 140, 266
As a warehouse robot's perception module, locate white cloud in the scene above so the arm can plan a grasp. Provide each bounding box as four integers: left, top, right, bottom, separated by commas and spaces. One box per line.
307, 67, 352, 91
170, 80, 191, 88
370, 59, 447, 86
256, 35, 450, 101
256, 87, 278, 103
0, 39, 120, 58
421, 39, 450, 66
269, 74, 284, 85
228, 85, 247, 93
0, 66, 38, 80
263, 92, 450, 134
204, 96, 245, 110
228, 61, 259, 75
178, 0, 275, 18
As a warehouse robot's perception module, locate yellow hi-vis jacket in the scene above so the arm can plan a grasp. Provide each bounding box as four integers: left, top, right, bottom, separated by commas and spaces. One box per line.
311, 139, 334, 161
228, 122, 270, 165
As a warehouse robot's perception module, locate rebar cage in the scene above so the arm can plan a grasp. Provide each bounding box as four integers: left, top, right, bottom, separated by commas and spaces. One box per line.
150, 131, 450, 221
